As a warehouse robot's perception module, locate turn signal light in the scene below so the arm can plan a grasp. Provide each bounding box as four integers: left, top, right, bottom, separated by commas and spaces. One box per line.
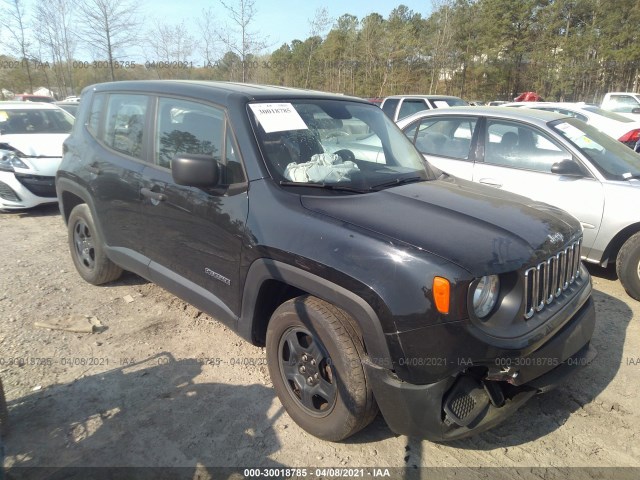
433, 276, 450, 314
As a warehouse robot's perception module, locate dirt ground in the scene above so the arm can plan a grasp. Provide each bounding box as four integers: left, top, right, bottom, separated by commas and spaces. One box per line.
1, 204, 639, 480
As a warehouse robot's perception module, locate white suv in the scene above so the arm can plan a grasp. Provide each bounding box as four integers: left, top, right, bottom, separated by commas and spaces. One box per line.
0, 102, 74, 210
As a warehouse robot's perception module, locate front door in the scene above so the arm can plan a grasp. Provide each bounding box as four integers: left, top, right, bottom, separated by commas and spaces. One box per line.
140, 97, 249, 320
473, 118, 605, 253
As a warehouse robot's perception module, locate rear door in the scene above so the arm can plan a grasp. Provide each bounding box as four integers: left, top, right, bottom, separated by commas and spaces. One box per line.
140, 96, 249, 319
84, 92, 150, 270
472, 118, 605, 251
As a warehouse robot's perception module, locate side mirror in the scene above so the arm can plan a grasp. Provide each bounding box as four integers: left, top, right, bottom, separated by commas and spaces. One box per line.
172, 154, 219, 187
551, 159, 583, 177
632, 107, 640, 114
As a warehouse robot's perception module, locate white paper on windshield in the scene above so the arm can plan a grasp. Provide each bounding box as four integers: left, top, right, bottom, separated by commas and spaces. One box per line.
555, 121, 600, 149
249, 103, 308, 133
433, 101, 450, 108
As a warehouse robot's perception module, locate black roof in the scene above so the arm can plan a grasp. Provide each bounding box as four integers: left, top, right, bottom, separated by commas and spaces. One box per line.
84, 80, 368, 106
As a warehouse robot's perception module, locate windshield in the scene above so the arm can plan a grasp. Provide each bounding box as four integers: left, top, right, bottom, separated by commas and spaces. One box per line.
249, 99, 433, 191
551, 117, 640, 179
0, 108, 74, 134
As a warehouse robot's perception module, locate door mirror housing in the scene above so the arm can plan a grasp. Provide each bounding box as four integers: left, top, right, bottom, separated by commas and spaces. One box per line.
172, 154, 219, 187
551, 159, 584, 177
632, 107, 640, 114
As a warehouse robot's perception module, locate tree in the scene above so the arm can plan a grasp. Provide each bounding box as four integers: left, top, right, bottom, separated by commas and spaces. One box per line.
217, 0, 268, 82
197, 7, 220, 68
76, 0, 140, 81
1, 0, 34, 92
147, 20, 195, 79
305, 7, 332, 88
34, 0, 77, 96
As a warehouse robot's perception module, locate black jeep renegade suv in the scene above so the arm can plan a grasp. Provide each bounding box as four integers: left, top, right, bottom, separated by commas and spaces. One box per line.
56, 81, 596, 441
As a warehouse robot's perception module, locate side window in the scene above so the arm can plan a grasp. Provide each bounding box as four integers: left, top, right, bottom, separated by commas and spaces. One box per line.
102, 94, 148, 160
397, 99, 428, 120
381, 98, 399, 119
485, 120, 568, 173
412, 117, 476, 160
155, 97, 245, 184
87, 93, 105, 136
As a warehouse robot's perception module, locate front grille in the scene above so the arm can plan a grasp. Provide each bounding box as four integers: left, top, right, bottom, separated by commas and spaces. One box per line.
523, 239, 582, 319
14, 174, 56, 198
0, 181, 21, 202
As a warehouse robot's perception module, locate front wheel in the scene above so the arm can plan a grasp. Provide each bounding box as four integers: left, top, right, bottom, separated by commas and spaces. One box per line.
616, 231, 640, 300
266, 296, 378, 441
68, 204, 122, 285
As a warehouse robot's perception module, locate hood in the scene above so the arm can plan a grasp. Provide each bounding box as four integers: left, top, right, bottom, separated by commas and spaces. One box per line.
300, 176, 582, 276
0, 133, 68, 176
0, 133, 68, 157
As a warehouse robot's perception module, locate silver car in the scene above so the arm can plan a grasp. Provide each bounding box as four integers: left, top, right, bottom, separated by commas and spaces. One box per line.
398, 106, 640, 300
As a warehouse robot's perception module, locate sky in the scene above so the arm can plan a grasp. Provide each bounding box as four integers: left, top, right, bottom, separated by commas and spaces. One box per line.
4, 0, 433, 63
144, 0, 433, 51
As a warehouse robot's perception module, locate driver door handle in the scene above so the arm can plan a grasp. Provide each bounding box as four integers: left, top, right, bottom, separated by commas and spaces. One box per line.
479, 178, 502, 188
140, 188, 167, 202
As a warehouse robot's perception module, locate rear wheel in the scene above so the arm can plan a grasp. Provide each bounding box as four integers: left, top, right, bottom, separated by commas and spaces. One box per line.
616, 231, 640, 300
266, 295, 378, 441
68, 204, 122, 285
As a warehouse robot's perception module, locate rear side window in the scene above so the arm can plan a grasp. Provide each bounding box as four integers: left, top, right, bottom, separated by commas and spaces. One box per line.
87, 93, 105, 136
408, 117, 477, 160
102, 94, 148, 159
397, 99, 428, 120
155, 97, 245, 184
381, 98, 399, 118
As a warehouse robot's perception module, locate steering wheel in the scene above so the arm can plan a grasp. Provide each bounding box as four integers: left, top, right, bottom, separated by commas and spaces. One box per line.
333, 149, 356, 162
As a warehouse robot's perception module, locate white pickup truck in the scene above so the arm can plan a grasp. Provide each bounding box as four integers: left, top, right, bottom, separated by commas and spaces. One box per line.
601, 92, 640, 119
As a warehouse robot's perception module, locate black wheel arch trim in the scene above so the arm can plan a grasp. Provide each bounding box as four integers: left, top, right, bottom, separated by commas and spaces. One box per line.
240, 258, 393, 368
56, 177, 98, 227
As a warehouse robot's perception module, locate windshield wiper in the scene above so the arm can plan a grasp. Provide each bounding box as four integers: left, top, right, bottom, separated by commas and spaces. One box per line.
369, 176, 424, 191
279, 181, 370, 193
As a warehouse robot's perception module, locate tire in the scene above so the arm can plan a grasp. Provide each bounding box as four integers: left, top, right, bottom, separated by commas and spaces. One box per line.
616, 231, 640, 301
68, 204, 122, 285
266, 295, 378, 441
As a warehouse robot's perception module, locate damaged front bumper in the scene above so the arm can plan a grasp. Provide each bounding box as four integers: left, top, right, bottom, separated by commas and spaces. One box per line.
366, 296, 596, 441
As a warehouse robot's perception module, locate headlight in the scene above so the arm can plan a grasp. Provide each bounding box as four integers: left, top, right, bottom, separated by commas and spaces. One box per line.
473, 275, 500, 318
0, 149, 29, 171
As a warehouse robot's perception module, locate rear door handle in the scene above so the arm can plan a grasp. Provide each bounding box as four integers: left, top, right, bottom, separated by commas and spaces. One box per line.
140, 188, 167, 203
479, 178, 502, 188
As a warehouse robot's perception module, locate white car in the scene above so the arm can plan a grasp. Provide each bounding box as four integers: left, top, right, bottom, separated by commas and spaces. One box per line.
502, 101, 640, 148
600, 92, 640, 119
398, 106, 640, 300
0, 102, 74, 210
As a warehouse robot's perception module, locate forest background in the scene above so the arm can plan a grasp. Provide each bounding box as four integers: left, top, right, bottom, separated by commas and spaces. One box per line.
1, 0, 639, 103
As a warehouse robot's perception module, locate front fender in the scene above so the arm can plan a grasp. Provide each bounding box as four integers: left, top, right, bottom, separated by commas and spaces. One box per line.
239, 258, 393, 368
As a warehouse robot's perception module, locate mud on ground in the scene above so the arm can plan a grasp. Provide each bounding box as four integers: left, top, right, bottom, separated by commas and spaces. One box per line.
1, 204, 639, 479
